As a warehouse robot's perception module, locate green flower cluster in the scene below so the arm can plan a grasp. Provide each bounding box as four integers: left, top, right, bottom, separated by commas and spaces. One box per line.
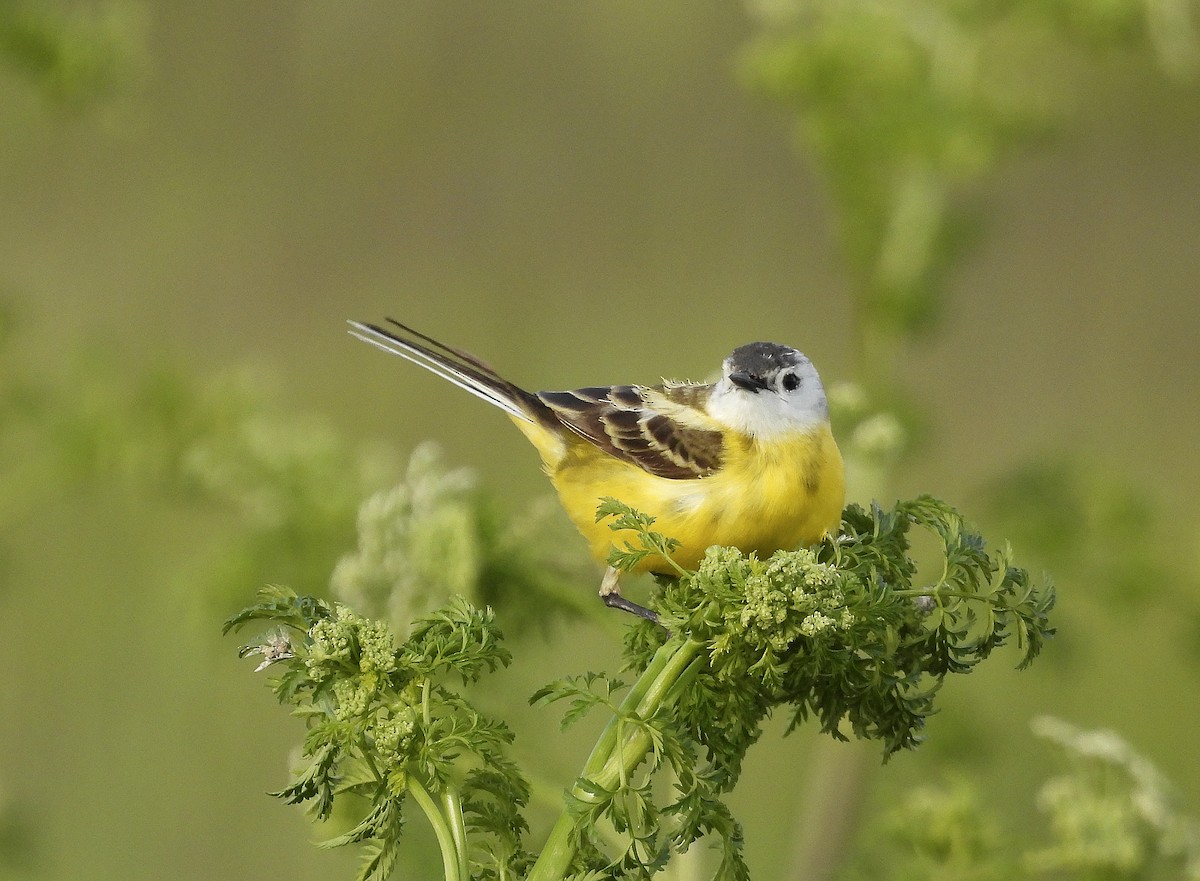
720, 547, 854, 652
370, 705, 417, 768
304, 605, 398, 721
618, 495, 1054, 782
308, 605, 397, 676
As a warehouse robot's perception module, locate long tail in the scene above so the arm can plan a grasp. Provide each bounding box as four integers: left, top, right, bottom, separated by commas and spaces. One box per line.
348, 318, 544, 423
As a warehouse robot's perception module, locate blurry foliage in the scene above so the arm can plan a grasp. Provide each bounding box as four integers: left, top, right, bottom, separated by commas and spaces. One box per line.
0, 299, 14, 349
332, 443, 592, 637
0, 321, 390, 603
976, 454, 1200, 665
0, 778, 36, 873
839, 718, 1200, 881
178, 382, 393, 598
1027, 717, 1200, 879
0, 0, 141, 107
978, 456, 1174, 609
0, 302, 581, 621
740, 0, 1198, 396
827, 380, 916, 495
841, 777, 1013, 881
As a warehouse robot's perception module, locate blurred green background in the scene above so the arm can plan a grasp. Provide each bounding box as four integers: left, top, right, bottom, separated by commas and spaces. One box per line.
2, 1, 1199, 879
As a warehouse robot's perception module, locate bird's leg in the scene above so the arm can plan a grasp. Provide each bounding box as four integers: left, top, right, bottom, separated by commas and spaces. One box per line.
598, 565, 659, 624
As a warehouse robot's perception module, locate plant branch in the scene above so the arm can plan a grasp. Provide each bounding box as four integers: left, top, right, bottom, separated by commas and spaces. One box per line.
409, 776, 462, 881
442, 786, 469, 881
527, 637, 703, 881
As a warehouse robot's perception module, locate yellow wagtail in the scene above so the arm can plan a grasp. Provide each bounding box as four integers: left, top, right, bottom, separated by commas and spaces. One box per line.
349, 319, 845, 621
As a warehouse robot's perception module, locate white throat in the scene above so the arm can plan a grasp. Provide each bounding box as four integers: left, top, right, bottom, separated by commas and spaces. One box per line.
706, 376, 828, 439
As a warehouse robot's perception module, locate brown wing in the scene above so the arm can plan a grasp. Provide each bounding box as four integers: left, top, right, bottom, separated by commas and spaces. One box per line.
536, 383, 724, 479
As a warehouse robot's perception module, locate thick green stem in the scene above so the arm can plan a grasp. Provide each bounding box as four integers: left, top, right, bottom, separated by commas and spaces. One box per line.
409, 777, 462, 881
443, 785, 470, 881
531, 808, 586, 881
527, 636, 703, 881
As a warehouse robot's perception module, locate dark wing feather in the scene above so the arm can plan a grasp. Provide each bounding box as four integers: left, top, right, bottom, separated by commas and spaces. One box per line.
537, 384, 723, 480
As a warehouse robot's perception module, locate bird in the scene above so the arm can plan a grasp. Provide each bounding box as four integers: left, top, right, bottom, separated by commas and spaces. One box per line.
348, 318, 845, 621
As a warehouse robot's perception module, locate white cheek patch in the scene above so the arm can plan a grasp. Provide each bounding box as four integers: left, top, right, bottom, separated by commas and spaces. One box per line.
707, 376, 828, 438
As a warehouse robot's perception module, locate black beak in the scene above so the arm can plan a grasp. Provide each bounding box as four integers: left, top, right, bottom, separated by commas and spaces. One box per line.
729, 371, 768, 393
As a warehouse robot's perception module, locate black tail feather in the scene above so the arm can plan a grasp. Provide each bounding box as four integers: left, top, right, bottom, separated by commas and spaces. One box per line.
348, 319, 549, 424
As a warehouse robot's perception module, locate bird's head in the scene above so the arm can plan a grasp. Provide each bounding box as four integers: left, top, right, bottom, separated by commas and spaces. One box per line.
706, 342, 829, 437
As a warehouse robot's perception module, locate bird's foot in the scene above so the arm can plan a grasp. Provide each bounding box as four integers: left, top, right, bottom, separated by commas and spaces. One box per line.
599, 565, 661, 625
601, 591, 660, 624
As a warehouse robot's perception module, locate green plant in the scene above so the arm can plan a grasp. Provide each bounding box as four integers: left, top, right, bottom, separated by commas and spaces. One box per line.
228, 493, 1054, 880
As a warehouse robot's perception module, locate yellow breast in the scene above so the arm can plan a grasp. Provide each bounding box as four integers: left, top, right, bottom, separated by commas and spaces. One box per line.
526, 421, 844, 574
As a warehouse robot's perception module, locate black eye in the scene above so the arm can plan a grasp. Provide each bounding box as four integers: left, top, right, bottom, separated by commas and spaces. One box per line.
781, 372, 800, 391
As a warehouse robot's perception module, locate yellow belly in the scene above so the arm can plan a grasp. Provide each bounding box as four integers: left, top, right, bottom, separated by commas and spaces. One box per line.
525, 422, 844, 573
